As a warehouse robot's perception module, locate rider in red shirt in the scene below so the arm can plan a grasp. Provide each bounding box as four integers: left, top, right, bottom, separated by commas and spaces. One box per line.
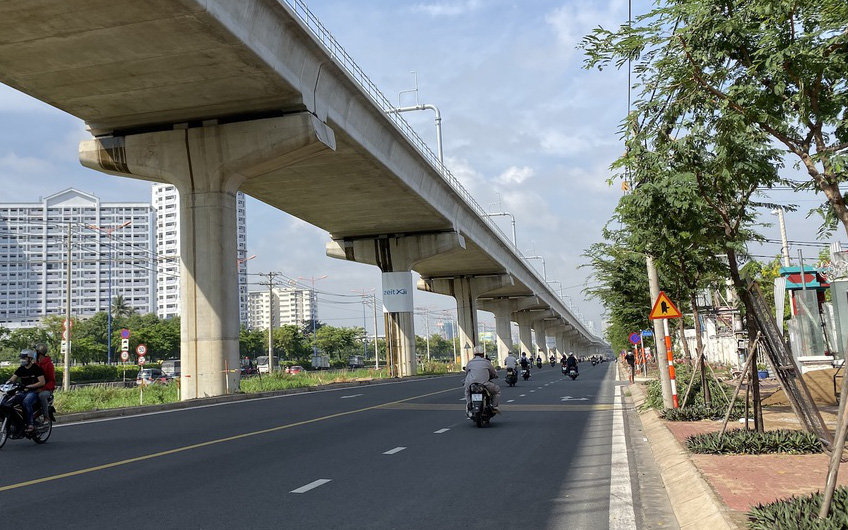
33, 343, 56, 421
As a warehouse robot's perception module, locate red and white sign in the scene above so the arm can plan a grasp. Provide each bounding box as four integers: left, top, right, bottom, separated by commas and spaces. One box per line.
138, 355, 146, 365
120, 351, 129, 362
136, 344, 147, 356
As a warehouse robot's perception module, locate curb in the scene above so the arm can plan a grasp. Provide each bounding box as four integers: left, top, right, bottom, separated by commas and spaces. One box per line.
625, 370, 739, 530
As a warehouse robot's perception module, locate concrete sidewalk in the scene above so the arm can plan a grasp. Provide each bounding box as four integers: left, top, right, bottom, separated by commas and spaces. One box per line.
627, 368, 848, 529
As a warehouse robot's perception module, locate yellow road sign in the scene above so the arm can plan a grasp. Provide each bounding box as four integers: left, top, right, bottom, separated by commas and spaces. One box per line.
649, 291, 681, 319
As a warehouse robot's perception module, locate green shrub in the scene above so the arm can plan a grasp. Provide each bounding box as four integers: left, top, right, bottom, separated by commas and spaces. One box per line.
748, 486, 848, 529
687, 429, 823, 455
54, 382, 179, 414
661, 404, 744, 422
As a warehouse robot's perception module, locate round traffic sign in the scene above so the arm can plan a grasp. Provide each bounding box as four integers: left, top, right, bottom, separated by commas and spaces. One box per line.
121, 328, 131, 339
628, 332, 642, 345
120, 351, 129, 362
138, 355, 146, 365
136, 344, 147, 355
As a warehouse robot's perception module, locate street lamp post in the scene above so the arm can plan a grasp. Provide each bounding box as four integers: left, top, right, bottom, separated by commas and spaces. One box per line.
300, 275, 328, 359
524, 255, 547, 280
89, 221, 131, 365
482, 211, 517, 249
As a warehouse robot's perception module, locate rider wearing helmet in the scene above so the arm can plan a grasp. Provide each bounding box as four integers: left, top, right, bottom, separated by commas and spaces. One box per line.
464, 345, 501, 414
30, 343, 56, 422
566, 352, 579, 374
5, 349, 46, 432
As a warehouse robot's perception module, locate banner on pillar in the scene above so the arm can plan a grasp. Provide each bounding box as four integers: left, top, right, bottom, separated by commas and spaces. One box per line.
546, 337, 557, 349
382, 271, 413, 313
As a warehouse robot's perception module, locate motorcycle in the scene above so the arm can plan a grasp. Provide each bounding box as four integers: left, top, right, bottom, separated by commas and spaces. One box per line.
568, 368, 579, 380
0, 382, 53, 449
505, 367, 517, 387
467, 383, 495, 428
536, 360, 542, 369
521, 368, 531, 380
549, 359, 556, 367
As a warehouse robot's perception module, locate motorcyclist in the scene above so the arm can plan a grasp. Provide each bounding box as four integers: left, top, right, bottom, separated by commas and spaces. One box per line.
519, 352, 531, 376
503, 352, 518, 371
5, 349, 46, 432
535, 353, 543, 369
29, 343, 56, 422
566, 352, 579, 374
464, 346, 500, 414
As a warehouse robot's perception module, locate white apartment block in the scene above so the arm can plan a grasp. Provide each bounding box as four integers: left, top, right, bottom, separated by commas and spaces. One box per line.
247, 287, 316, 330
152, 184, 248, 324
0, 189, 155, 329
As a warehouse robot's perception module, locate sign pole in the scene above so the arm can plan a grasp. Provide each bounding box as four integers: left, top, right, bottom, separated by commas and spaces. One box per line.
662, 318, 678, 408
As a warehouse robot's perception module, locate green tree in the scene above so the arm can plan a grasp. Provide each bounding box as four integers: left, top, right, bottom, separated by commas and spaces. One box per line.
315, 326, 361, 362
581, 0, 848, 238
111, 294, 135, 319
273, 325, 310, 362
239, 326, 266, 359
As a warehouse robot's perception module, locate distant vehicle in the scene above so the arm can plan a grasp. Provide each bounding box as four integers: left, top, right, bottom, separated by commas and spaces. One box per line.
311, 354, 330, 370
161, 359, 181, 377
137, 368, 168, 386
240, 358, 257, 376
348, 355, 365, 369
288, 365, 305, 375
256, 356, 280, 373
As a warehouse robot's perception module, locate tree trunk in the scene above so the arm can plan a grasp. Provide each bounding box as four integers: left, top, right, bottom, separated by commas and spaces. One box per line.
690, 293, 711, 407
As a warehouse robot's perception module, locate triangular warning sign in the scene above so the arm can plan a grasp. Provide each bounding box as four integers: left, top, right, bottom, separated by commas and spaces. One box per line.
649, 291, 681, 319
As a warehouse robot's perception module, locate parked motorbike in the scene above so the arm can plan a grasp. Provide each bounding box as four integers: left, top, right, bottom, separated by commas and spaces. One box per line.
505, 367, 517, 387
521, 368, 531, 380
467, 383, 495, 428
0, 382, 53, 449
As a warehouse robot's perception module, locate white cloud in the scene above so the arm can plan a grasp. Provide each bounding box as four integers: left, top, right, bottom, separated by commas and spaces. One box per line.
496, 166, 534, 185
410, 0, 482, 17
545, 1, 627, 58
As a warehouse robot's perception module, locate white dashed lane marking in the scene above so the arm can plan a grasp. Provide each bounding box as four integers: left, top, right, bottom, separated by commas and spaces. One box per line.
383, 447, 407, 455
434, 428, 450, 434
291, 479, 331, 494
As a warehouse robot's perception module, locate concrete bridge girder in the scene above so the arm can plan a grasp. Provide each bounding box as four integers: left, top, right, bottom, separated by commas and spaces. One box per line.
80, 114, 335, 400
326, 232, 466, 377
418, 274, 514, 366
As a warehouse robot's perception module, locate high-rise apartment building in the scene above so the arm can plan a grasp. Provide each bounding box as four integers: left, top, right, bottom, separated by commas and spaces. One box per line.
0, 189, 155, 329
152, 184, 248, 324
247, 287, 315, 330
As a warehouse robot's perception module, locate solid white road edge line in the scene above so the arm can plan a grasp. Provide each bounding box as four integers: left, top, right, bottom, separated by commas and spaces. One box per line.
383, 446, 406, 455
290, 479, 332, 494
609, 372, 637, 529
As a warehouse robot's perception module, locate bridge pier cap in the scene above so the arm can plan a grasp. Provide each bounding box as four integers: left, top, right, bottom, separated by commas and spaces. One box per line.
80, 115, 335, 400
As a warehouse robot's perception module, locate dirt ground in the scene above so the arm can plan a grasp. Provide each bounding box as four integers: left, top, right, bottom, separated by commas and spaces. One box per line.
761, 368, 842, 406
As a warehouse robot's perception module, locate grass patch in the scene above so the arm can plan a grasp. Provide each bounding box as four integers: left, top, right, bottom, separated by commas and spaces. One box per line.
687, 429, 823, 455
748, 486, 848, 529
55, 366, 460, 414
55, 383, 179, 414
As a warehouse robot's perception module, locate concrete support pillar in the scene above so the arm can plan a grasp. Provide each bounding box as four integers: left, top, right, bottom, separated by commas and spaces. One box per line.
328, 232, 465, 377
533, 320, 549, 360
80, 114, 335, 399
476, 297, 538, 365
556, 333, 566, 358
515, 311, 539, 357
419, 275, 514, 366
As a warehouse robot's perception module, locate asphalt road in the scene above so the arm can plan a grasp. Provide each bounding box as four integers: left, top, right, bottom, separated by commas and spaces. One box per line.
0, 362, 675, 529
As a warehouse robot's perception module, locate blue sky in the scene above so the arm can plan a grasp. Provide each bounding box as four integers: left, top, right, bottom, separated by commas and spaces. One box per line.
0, 0, 834, 340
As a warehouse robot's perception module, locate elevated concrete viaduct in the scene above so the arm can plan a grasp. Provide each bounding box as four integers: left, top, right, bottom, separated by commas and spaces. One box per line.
0, 0, 607, 398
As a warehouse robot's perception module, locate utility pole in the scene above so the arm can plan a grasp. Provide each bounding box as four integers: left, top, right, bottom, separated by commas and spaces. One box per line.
352, 289, 375, 358
258, 272, 278, 373
63, 223, 72, 391
646, 255, 674, 408
373, 293, 380, 368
